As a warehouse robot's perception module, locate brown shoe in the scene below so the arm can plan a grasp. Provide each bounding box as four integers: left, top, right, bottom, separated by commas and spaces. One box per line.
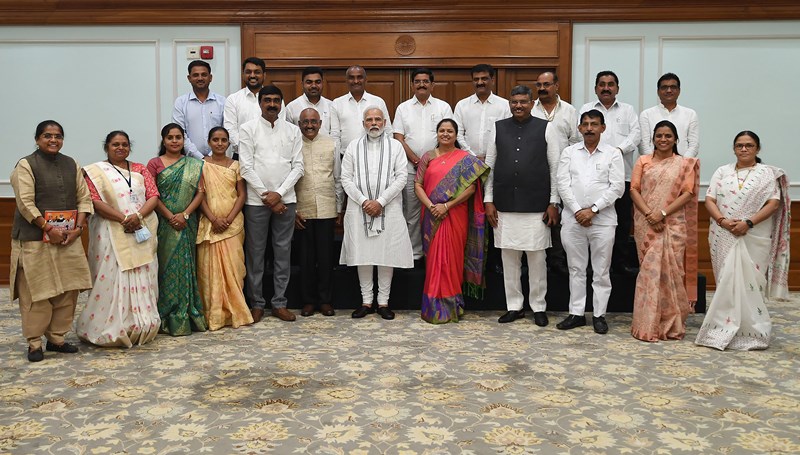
251, 308, 265, 323
271, 308, 296, 321
320, 303, 335, 317
301, 304, 315, 317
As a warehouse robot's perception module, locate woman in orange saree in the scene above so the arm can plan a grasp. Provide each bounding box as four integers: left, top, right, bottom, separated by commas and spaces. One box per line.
414, 119, 489, 323
630, 120, 699, 342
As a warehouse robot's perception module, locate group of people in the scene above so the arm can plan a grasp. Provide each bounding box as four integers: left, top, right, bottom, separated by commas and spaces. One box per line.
10, 59, 789, 363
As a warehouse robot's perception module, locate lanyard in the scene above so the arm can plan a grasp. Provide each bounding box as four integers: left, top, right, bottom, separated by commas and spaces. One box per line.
109, 160, 133, 195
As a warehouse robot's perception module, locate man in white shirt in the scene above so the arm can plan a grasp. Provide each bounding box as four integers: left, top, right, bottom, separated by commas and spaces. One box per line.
340, 107, 413, 321
330, 65, 393, 157
639, 72, 699, 157
224, 57, 286, 158
393, 68, 454, 261
453, 64, 512, 159
556, 109, 625, 334
172, 60, 226, 159
485, 85, 561, 326
239, 85, 304, 323
532, 71, 580, 276
286, 66, 333, 136
579, 70, 641, 275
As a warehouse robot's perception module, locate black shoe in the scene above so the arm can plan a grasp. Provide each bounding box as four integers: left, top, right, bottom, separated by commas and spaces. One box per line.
498, 310, 525, 323
533, 312, 549, 327
556, 314, 587, 330
593, 316, 609, 334
46, 341, 79, 353
27, 347, 44, 362
351, 305, 374, 318
377, 306, 395, 320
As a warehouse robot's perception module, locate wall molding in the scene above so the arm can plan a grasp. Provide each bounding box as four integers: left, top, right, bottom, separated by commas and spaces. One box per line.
584, 37, 645, 113
2, 1, 800, 24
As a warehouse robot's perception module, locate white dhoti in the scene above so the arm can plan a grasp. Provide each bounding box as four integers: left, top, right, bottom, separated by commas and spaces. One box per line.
495, 211, 551, 312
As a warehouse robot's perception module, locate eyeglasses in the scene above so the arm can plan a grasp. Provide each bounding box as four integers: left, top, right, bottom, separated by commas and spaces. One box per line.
299, 119, 320, 125
41, 133, 64, 140
413, 79, 431, 85
734, 143, 757, 150
534, 82, 555, 88
659, 84, 679, 91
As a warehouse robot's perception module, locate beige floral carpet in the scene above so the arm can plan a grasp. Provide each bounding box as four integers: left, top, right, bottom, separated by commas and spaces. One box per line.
1, 290, 800, 455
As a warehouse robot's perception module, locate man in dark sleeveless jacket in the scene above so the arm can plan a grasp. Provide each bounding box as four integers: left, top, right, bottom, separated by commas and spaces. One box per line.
484, 85, 561, 326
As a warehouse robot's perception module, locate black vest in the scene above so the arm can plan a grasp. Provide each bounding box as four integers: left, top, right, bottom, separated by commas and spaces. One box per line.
492, 116, 550, 213
12, 150, 79, 241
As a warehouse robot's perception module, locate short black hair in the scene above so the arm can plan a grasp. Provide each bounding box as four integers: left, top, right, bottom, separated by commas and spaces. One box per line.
188, 60, 211, 74
510, 85, 533, 100
258, 85, 283, 102
580, 109, 605, 125
657, 72, 681, 89
302, 66, 324, 79
412, 68, 434, 82
35, 120, 64, 139
242, 57, 266, 72
471, 64, 496, 78
595, 70, 619, 86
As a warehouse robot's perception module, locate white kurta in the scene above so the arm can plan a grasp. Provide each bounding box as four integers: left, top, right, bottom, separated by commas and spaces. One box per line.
339, 135, 413, 268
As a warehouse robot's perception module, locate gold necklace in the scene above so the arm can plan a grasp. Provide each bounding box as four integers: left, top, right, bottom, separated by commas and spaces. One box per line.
735, 164, 754, 190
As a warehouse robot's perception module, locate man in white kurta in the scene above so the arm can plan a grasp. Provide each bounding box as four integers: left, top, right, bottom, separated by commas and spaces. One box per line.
330, 66, 393, 157
340, 107, 413, 320
556, 109, 625, 334
393, 68, 454, 261
639, 72, 699, 157
485, 85, 561, 326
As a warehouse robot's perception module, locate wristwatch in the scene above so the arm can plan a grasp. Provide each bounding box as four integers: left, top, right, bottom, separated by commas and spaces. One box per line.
590, 204, 599, 214
745, 219, 754, 228
183, 212, 190, 220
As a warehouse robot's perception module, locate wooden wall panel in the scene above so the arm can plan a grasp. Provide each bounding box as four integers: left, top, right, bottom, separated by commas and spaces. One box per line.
2, 1, 800, 25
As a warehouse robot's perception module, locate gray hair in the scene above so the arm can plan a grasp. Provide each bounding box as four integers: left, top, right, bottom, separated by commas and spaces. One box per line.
362, 106, 384, 121
510, 85, 533, 99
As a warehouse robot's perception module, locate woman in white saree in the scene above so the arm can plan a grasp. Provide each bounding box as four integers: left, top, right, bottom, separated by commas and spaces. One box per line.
77, 131, 161, 347
695, 131, 790, 350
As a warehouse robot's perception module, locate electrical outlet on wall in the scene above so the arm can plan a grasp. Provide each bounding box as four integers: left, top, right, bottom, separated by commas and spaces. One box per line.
186, 46, 200, 59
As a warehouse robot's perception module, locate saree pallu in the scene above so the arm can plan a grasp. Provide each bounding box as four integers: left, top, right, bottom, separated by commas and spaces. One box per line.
696, 165, 790, 350
156, 157, 207, 336
196, 161, 252, 330
631, 156, 699, 342
418, 150, 489, 323
78, 162, 160, 347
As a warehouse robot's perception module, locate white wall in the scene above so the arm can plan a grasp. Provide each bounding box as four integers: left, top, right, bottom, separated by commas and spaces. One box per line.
572, 21, 800, 198
0, 25, 241, 197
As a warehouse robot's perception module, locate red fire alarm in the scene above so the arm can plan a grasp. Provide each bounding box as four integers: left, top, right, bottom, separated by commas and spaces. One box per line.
200, 46, 214, 59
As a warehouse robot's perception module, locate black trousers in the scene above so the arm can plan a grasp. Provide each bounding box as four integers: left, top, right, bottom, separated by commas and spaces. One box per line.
612, 181, 634, 268
296, 218, 335, 306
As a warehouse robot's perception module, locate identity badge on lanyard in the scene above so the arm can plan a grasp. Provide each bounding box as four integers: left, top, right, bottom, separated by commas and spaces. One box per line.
110, 161, 140, 207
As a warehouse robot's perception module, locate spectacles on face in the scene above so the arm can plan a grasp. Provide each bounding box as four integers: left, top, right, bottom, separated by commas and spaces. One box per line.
534, 82, 554, 89
41, 133, 64, 140
413, 79, 431, 86
299, 119, 320, 125
659, 84, 679, 91
734, 143, 757, 150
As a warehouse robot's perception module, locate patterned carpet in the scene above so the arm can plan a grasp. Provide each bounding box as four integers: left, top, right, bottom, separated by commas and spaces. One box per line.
1, 289, 799, 454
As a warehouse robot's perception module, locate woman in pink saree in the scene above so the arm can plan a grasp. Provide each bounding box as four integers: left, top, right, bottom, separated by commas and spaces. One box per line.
414, 119, 489, 323
630, 120, 699, 342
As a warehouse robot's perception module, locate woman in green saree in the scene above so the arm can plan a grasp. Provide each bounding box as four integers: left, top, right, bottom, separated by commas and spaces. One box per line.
146, 123, 207, 336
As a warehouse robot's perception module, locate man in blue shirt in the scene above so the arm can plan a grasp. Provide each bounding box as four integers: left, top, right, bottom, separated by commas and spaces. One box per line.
172, 60, 226, 159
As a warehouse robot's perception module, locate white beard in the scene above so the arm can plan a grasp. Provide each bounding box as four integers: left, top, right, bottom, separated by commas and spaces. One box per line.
367, 129, 383, 139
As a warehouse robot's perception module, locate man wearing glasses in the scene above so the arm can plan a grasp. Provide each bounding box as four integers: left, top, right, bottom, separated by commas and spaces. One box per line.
393, 68, 454, 263
293, 108, 343, 317
639, 73, 700, 157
